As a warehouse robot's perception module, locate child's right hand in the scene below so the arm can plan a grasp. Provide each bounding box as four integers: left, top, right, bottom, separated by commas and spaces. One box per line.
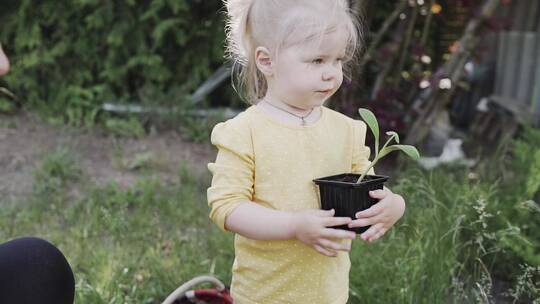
293, 209, 356, 257
0, 43, 10, 76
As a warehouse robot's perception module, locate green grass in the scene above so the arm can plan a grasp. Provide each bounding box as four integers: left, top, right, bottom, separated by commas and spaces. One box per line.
0, 152, 234, 303
0, 149, 538, 303
349, 165, 499, 303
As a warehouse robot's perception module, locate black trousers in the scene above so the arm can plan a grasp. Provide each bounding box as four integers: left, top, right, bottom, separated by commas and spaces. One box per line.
0, 237, 75, 304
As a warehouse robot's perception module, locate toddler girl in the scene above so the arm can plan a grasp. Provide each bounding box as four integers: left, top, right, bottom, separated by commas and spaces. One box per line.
207, 1, 406, 303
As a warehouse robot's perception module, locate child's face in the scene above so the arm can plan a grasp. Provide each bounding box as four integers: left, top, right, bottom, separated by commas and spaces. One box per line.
268, 29, 347, 109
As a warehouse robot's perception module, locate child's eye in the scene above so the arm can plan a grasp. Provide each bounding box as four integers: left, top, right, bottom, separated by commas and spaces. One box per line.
312, 58, 324, 65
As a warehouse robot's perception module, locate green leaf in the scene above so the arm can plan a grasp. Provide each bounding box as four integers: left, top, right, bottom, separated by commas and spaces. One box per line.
378, 146, 398, 158
394, 145, 420, 159
379, 145, 420, 160
386, 131, 400, 143
358, 108, 379, 151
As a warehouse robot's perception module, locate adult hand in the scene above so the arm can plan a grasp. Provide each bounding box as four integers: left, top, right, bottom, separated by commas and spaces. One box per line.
0, 44, 10, 76
294, 209, 356, 257
348, 188, 405, 242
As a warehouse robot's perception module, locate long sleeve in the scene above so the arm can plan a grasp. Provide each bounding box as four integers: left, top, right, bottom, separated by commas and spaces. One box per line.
351, 120, 375, 175
207, 119, 255, 232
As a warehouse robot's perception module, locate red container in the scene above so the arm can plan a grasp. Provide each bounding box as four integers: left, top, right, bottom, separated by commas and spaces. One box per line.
313, 173, 389, 234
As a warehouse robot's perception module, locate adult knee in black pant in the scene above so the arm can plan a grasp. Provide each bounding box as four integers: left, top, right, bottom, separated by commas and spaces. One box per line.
0, 237, 75, 304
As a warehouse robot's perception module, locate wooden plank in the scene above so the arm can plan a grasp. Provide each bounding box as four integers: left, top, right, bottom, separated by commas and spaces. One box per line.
532, 32, 540, 126
501, 32, 523, 99
490, 95, 532, 124
494, 32, 506, 96
516, 33, 537, 104
483, 32, 498, 63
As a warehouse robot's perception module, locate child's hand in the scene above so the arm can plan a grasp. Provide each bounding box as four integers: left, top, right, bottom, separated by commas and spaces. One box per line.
348, 188, 405, 242
293, 209, 356, 257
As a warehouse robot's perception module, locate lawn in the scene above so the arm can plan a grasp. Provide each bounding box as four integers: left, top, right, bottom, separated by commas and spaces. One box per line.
0, 124, 539, 303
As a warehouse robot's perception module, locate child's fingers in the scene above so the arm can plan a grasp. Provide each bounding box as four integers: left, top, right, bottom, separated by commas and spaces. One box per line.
369, 189, 388, 199
323, 216, 352, 228
355, 203, 383, 218
318, 208, 335, 217
347, 216, 380, 228
322, 228, 356, 240
318, 238, 351, 252
368, 229, 387, 243
360, 223, 385, 241
313, 244, 337, 257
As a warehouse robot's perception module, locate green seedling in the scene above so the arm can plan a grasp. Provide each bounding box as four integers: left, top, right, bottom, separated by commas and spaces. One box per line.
356, 108, 420, 183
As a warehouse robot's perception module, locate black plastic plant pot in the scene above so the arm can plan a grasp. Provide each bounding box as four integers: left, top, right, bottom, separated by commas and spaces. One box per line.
313, 173, 389, 234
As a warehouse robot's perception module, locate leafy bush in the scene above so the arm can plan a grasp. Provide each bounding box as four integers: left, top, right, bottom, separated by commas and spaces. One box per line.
0, 0, 226, 125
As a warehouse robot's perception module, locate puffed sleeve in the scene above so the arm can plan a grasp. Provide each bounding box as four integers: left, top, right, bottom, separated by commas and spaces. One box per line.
207, 119, 255, 232
351, 120, 375, 175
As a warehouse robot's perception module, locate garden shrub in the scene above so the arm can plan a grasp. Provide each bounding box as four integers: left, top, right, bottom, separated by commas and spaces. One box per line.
0, 0, 226, 125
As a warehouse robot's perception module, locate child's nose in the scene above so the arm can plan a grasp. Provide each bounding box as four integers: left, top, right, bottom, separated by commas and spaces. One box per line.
322, 65, 340, 81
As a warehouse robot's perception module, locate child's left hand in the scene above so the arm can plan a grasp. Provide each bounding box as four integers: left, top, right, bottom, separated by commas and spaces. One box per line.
347, 188, 405, 242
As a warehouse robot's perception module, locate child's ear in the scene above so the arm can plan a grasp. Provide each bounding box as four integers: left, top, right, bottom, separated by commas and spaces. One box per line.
255, 46, 273, 76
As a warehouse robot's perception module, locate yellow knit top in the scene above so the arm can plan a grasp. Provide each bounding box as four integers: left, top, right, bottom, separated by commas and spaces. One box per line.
207, 105, 374, 304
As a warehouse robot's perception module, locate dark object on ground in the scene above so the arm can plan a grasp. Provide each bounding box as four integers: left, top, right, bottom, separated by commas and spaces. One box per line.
0, 237, 75, 304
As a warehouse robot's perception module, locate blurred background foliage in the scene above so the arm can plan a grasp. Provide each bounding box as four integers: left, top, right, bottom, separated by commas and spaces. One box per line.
0, 0, 446, 128
0, 0, 233, 127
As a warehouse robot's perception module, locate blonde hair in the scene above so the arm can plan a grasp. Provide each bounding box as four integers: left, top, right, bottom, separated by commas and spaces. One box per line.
224, 0, 363, 104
